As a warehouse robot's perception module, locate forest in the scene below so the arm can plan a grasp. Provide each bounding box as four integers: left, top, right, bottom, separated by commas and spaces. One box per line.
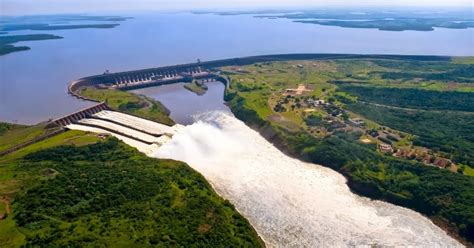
7, 138, 263, 247
338, 85, 474, 111
373, 64, 474, 83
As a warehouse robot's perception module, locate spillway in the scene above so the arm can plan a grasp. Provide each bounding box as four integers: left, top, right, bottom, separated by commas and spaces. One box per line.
93, 110, 177, 135
66, 123, 160, 155
66, 110, 178, 155
153, 111, 462, 247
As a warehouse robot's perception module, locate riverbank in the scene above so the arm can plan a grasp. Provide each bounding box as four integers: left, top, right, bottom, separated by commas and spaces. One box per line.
225, 91, 473, 246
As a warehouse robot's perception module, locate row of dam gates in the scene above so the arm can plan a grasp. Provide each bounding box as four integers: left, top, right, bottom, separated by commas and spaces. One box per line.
68, 63, 219, 96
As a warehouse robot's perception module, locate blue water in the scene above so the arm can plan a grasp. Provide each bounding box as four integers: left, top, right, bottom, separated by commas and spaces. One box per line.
1, 12, 473, 124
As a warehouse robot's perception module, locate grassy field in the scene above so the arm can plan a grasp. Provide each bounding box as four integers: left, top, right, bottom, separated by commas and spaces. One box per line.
221, 57, 474, 245
0, 130, 100, 247
0, 123, 26, 136
0, 130, 99, 163
80, 87, 174, 126
0, 122, 64, 153
453, 57, 474, 65
0, 130, 263, 247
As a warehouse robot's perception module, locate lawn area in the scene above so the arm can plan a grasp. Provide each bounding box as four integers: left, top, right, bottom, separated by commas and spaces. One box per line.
453, 57, 474, 65
0, 130, 100, 163
462, 165, 474, 177
0, 123, 26, 136
80, 87, 174, 125
0, 122, 62, 152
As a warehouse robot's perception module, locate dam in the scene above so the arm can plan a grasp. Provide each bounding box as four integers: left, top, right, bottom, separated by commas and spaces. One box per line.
56, 54, 463, 246
67, 54, 447, 99
54, 103, 179, 155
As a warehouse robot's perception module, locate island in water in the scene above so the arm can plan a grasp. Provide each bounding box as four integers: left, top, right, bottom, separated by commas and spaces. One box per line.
0, 15, 131, 56
196, 9, 474, 31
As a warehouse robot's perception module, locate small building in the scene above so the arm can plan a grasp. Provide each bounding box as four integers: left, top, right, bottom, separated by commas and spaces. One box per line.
305, 99, 325, 107
433, 158, 452, 168
316, 99, 326, 105
379, 143, 393, 153
348, 118, 365, 127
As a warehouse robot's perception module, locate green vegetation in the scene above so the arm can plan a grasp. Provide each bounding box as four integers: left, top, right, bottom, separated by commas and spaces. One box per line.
221, 57, 474, 244
0, 44, 29, 56
0, 122, 62, 153
346, 102, 474, 166
339, 85, 474, 111
459, 164, 474, 177
0, 133, 263, 247
80, 87, 174, 126
0, 123, 25, 136
184, 81, 208, 95
295, 19, 474, 31
252, 10, 474, 31
0, 34, 63, 44
375, 65, 474, 83
453, 57, 474, 65
1, 24, 119, 32
0, 130, 100, 163
0, 130, 101, 246
0, 34, 63, 56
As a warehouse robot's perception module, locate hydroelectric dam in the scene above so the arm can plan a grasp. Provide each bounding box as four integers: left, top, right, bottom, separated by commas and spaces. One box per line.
49, 53, 462, 247
62, 53, 449, 154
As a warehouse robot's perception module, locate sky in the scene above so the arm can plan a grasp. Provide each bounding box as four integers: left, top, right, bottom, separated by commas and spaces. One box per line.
1, 0, 473, 15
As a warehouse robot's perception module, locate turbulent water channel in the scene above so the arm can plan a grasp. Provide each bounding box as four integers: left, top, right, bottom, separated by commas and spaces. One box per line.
139, 83, 461, 247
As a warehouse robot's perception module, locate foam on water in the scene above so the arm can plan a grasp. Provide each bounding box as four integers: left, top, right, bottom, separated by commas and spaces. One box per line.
153, 111, 462, 247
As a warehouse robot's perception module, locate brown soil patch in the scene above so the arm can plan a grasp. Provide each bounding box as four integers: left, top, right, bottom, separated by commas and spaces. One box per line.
197, 224, 212, 234
267, 114, 284, 122
0, 197, 11, 220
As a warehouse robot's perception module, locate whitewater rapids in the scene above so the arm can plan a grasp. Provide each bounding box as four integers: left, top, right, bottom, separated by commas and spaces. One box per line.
153, 111, 461, 247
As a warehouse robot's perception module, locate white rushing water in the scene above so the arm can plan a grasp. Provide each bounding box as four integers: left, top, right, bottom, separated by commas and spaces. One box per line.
154, 111, 462, 247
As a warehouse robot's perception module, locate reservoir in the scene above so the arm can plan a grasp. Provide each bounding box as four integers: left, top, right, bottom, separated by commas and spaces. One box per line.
1, 12, 473, 124
135, 81, 462, 247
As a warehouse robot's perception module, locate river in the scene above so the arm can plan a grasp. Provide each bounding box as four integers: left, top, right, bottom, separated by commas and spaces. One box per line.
1, 12, 473, 124
134, 81, 462, 247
